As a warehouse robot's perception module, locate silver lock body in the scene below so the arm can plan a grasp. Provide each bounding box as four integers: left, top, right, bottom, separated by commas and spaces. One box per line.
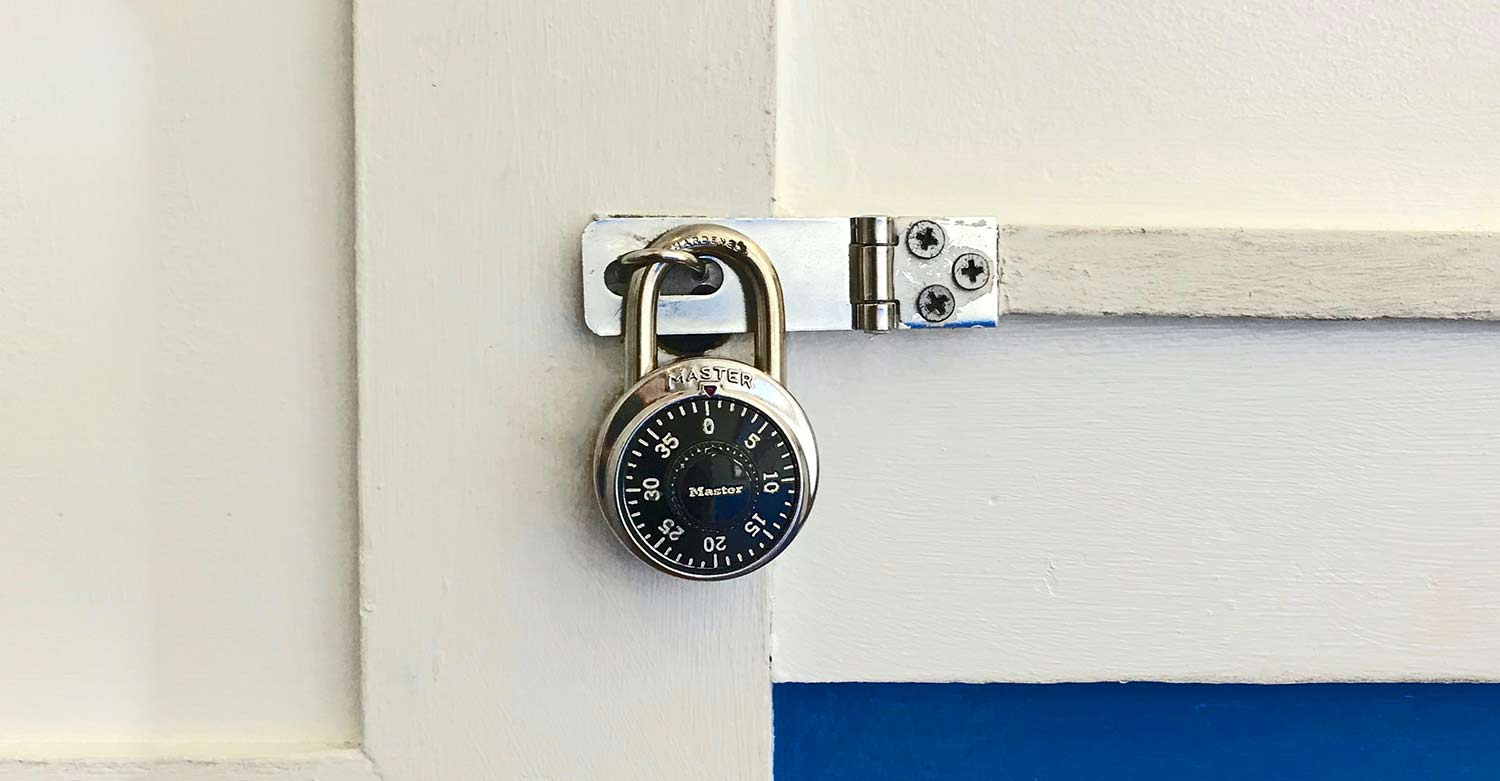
593, 225, 818, 581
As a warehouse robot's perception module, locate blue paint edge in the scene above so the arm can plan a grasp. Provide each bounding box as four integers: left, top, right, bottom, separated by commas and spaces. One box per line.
773, 682, 1500, 780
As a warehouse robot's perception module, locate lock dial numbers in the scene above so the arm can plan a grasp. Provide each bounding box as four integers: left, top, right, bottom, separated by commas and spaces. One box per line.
617, 395, 802, 578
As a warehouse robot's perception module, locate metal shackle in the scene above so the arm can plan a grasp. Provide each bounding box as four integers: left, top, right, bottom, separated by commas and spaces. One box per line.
619, 224, 787, 384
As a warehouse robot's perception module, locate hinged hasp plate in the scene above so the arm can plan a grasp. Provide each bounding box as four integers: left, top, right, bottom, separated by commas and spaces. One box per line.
582, 216, 999, 335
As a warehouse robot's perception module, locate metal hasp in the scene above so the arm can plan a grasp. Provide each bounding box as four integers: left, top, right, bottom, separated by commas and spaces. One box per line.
581, 216, 999, 335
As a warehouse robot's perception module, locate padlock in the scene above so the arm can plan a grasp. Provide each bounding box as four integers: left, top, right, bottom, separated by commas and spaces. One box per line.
593, 224, 818, 580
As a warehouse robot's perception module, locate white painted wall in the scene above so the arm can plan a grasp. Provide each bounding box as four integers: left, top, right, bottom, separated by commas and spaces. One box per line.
776, 0, 1500, 229
0, 1, 357, 746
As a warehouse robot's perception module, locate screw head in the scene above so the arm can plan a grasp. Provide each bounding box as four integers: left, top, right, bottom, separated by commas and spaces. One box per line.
917, 284, 954, 323
951, 252, 991, 291
906, 220, 946, 259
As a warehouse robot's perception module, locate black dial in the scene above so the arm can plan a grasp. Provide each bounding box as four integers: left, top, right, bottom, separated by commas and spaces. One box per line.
617, 394, 803, 577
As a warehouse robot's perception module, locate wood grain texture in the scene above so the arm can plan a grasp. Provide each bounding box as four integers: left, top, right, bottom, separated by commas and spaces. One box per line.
770, 317, 1500, 683
355, 0, 775, 778
1001, 227, 1500, 320
0, 750, 377, 781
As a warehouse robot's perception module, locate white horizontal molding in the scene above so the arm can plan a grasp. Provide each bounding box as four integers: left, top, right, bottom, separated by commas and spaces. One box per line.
1001, 227, 1500, 320
0, 749, 378, 781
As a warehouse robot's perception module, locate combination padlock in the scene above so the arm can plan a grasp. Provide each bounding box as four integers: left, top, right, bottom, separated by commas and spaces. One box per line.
593, 224, 818, 580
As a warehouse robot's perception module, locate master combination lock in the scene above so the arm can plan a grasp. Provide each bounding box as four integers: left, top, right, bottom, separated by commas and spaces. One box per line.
593, 224, 818, 581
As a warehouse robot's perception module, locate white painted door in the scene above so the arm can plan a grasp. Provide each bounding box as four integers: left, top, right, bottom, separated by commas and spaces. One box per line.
5, 1, 1498, 779
356, 0, 1499, 778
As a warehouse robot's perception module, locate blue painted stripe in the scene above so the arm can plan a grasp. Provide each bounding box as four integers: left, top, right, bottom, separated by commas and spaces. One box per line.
774, 682, 1500, 780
